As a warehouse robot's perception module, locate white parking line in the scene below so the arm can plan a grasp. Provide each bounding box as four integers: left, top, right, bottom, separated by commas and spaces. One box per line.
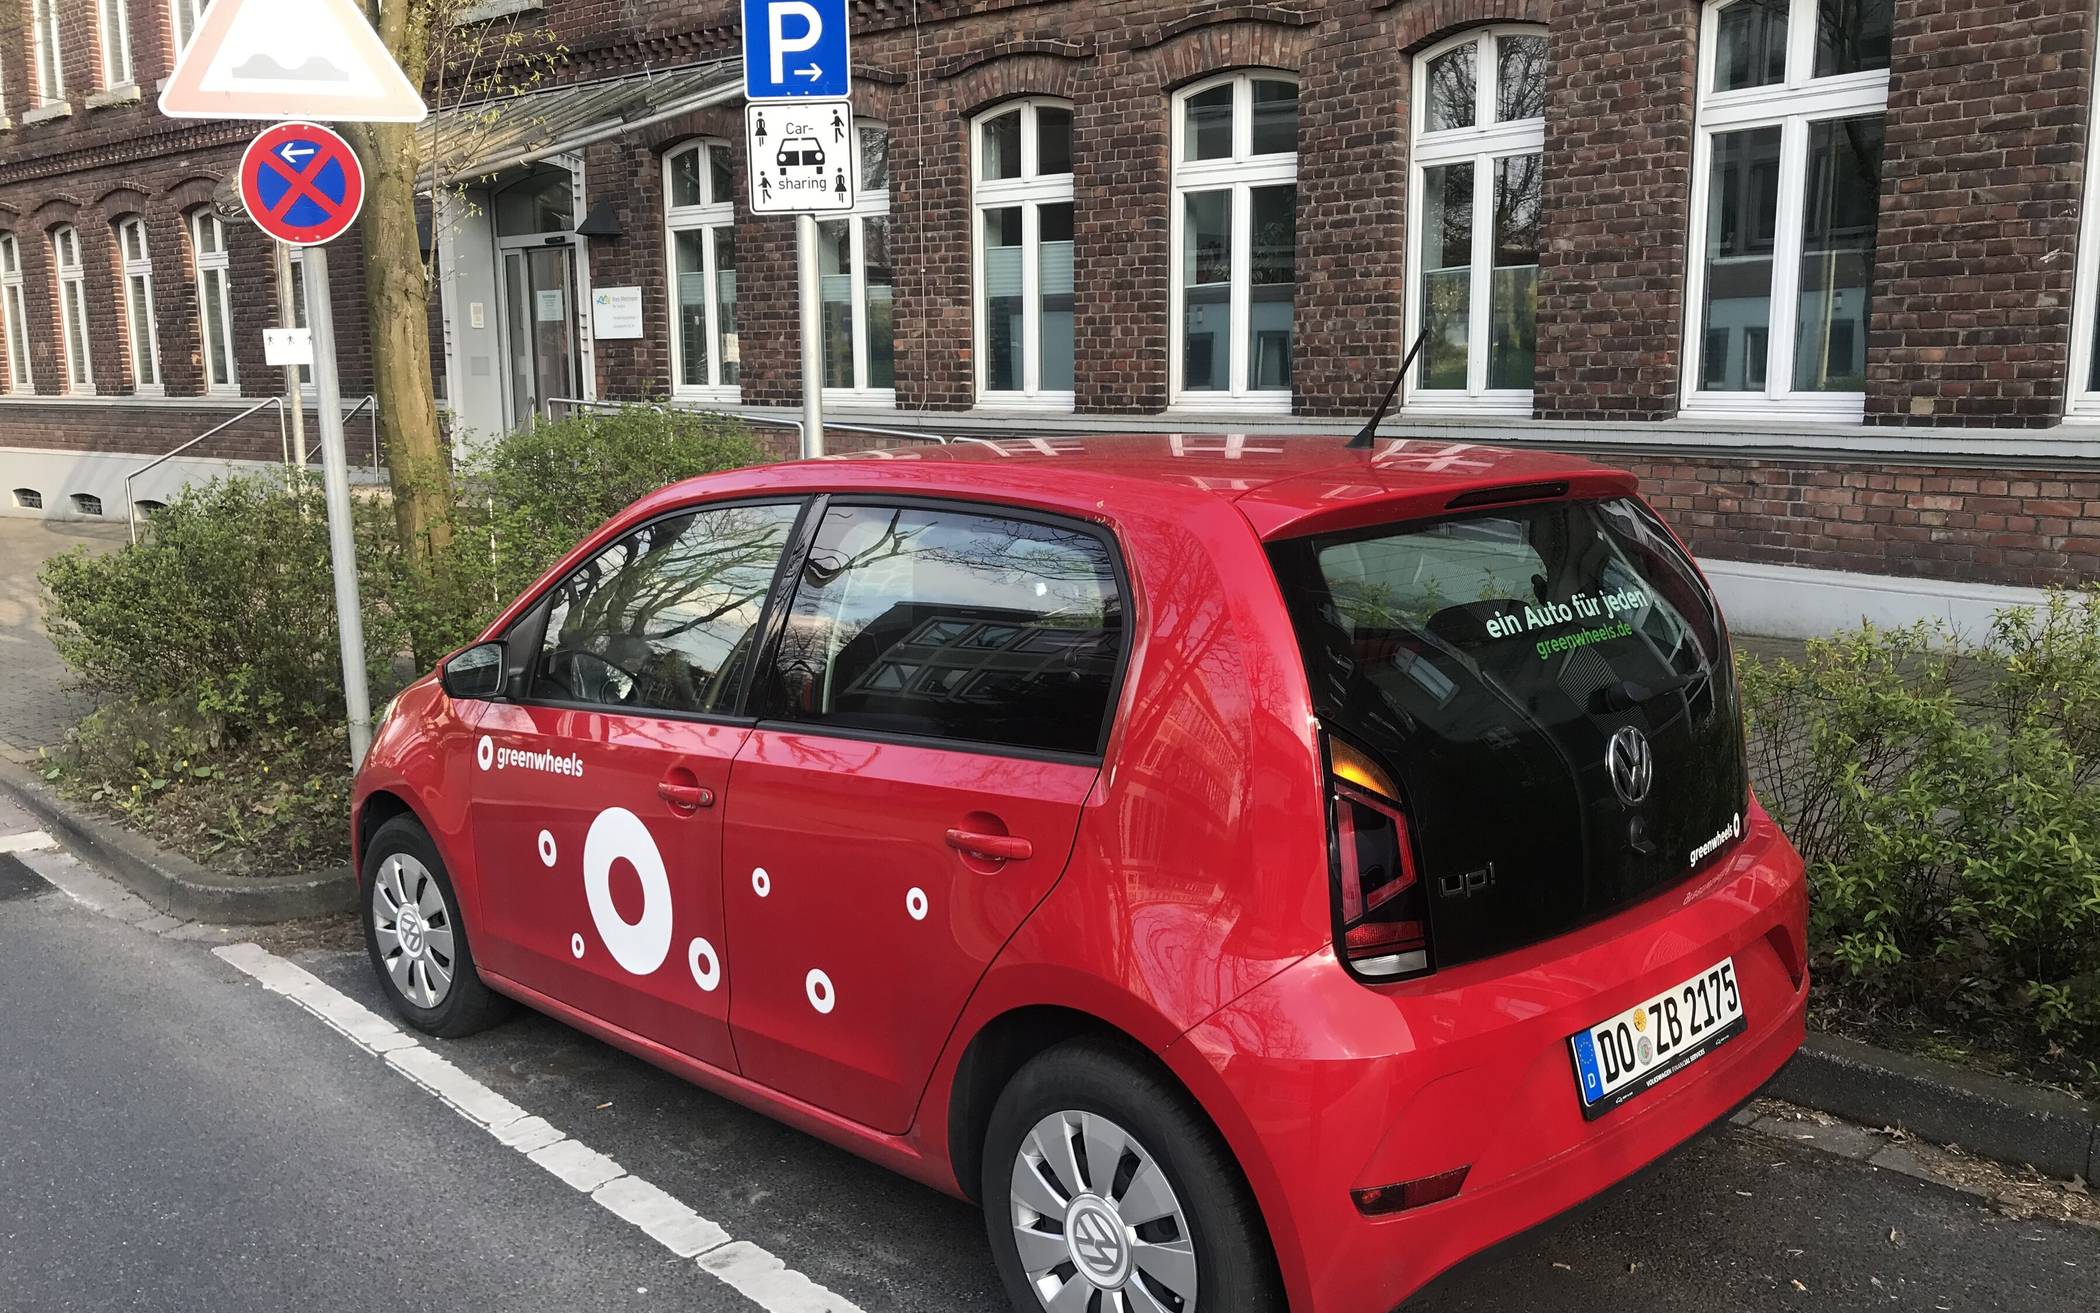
0, 830, 58, 854
213, 943, 866, 1313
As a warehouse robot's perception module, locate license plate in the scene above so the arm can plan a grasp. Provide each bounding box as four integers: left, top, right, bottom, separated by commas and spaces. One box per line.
1568, 957, 1745, 1120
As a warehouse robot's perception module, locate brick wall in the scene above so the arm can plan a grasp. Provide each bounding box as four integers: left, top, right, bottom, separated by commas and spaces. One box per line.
1864, 0, 2097, 428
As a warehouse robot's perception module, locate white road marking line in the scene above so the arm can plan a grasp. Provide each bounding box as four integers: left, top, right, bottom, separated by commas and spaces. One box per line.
0, 829, 58, 854
212, 943, 867, 1313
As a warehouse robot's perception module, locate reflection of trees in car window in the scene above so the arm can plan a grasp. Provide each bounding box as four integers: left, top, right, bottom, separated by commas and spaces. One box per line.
536, 503, 798, 715
766, 505, 1122, 754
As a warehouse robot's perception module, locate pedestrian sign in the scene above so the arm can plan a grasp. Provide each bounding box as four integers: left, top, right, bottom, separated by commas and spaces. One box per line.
742, 0, 851, 101
746, 101, 859, 214
159, 0, 428, 123
239, 122, 366, 247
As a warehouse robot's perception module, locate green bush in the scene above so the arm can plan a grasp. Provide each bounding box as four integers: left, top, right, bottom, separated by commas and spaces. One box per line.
1741, 588, 2100, 1060
40, 474, 408, 738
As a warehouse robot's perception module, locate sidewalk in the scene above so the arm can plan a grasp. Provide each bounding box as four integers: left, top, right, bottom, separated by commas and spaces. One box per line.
0, 518, 127, 763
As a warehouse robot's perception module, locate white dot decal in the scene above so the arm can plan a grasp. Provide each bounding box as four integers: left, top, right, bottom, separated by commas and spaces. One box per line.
688, 938, 721, 993
537, 830, 558, 867
752, 867, 772, 898
582, 807, 674, 977
805, 968, 835, 1015
906, 887, 929, 921
571, 933, 586, 958
476, 735, 494, 771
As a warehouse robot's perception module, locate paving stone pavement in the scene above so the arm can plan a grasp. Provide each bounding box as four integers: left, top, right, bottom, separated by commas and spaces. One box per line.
0, 517, 127, 763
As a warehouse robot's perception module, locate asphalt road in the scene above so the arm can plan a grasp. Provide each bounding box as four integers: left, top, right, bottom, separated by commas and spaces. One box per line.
2, 858, 2095, 1313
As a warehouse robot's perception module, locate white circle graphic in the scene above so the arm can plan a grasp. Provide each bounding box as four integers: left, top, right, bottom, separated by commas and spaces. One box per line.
688, 938, 721, 992
752, 867, 772, 898
476, 735, 494, 771
570, 932, 585, 958
537, 830, 558, 867
906, 887, 929, 921
582, 807, 674, 977
805, 968, 835, 1014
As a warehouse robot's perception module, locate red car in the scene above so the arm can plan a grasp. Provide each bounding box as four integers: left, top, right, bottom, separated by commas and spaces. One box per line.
352, 434, 1807, 1313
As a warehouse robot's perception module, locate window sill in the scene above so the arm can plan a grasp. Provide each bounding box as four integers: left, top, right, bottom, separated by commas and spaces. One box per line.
133, 384, 166, 399
459, 0, 543, 22
22, 102, 74, 126
672, 386, 742, 406
0, 117, 13, 133
1166, 392, 1294, 416
1680, 394, 1866, 425
822, 388, 898, 409
975, 392, 1077, 413
1404, 394, 1534, 418
85, 83, 142, 110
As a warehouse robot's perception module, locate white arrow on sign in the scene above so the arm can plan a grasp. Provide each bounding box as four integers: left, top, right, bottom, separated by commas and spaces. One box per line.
797, 65, 824, 80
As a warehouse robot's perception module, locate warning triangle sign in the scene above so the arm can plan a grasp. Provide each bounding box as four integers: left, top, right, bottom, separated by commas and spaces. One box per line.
158, 0, 428, 123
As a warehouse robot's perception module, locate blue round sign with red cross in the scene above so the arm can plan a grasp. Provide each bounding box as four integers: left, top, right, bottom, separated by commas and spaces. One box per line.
239, 121, 366, 247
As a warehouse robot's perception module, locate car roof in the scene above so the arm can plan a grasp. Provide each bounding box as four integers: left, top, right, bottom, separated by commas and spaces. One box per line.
628, 433, 1639, 544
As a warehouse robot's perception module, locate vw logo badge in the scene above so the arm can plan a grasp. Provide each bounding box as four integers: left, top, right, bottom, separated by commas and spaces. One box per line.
1065, 1197, 1130, 1286
1607, 726, 1654, 806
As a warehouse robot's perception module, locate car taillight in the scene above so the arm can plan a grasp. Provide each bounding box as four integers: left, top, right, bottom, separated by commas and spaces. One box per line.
1327, 737, 1432, 981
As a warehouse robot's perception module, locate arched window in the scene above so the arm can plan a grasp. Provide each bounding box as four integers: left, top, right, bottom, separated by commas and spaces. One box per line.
1683, 0, 1891, 420
973, 98, 1075, 406
51, 226, 93, 394
189, 209, 238, 394
0, 236, 30, 395
12, 489, 42, 511
1171, 71, 1298, 407
71, 493, 104, 517
818, 121, 895, 400
116, 217, 162, 393
1406, 26, 1546, 413
664, 140, 740, 398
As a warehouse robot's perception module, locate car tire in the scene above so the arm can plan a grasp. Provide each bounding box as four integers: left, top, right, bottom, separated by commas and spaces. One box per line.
361, 814, 512, 1038
982, 1036, 1285, 1313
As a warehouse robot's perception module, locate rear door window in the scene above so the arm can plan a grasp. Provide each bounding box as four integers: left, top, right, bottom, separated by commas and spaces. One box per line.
759, 503, 1124, 756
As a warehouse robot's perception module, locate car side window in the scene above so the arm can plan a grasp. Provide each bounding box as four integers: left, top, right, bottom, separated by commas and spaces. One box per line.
532, 502, 800, 717
763, 503, 1124, 756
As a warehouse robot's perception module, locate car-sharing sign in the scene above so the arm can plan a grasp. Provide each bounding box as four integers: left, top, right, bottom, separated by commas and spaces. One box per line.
745, 99, 858, 214
240, 122, 366, 247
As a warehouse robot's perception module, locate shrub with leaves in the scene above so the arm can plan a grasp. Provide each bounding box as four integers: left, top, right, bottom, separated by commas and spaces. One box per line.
39, 474, 408, 738
1741, 588, 2100, 1062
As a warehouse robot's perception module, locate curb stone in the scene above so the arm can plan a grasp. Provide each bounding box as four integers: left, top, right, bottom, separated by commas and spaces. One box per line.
0, 759, 354, 925
1769, 1030, 2098, 1184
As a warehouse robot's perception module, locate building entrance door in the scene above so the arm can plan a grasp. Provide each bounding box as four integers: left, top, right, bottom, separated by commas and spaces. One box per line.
503, 245, 579, 426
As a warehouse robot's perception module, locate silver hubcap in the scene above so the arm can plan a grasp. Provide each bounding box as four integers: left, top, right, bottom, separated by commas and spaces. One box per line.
1010, 1111, 1198, 1313
371, 854, 456, 1010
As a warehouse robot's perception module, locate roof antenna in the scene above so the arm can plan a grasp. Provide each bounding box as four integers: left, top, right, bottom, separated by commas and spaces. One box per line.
1349, 328, 1432, 449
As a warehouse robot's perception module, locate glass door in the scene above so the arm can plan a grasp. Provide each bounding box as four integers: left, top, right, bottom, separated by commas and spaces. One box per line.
503, 246, 579, 427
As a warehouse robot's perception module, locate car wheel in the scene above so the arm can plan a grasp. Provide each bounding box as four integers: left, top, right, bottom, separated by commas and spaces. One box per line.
362, 814, 511, 1038
982, 1037, 1285, 1313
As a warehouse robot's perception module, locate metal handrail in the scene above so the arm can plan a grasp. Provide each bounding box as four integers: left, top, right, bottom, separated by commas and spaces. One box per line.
126, 397, 285, 544
540, 397, 952, 447
303, 394, 381, 475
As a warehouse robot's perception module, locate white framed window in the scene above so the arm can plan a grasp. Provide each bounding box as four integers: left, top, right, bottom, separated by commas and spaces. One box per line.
99, 0, 134, 87
1406, 26, 1546, 415
171, 0, 209, 54
116, 217, 162, 393
2068, 44, 2100, 418
1170, 71, 1298, 410
190, 210, 238, 394
973, 98, 1075, 409
1683, 0, 1891, 422
818, 122, 895, 403
32, 0, 64, 103
51, 226, 93, 394
663, 140, 740, 399
0, 236, 32, 394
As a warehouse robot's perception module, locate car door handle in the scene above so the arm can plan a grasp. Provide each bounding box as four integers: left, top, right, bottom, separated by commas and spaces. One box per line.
658, 782, 715, 811
946, 829, 1033, 863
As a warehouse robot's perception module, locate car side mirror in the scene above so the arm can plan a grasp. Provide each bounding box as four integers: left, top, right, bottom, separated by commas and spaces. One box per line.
440, 642, 508, 702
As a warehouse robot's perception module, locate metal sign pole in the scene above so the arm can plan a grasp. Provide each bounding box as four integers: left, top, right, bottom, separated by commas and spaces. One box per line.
275, 240, 307, 469
299, 244, 375, 767
797, 212, 826, 459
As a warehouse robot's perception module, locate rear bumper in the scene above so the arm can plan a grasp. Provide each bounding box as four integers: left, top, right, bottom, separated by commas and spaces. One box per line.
1167, 806, 1809, 1313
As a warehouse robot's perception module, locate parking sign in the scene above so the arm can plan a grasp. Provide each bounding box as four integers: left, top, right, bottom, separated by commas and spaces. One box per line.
742, 0, 851, 101
746, 100, 859, 214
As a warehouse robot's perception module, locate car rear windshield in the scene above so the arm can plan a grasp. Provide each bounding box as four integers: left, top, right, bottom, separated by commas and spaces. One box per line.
1270, 496, 1748, 967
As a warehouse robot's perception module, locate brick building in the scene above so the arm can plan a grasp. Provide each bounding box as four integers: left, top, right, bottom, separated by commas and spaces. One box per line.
2, 0, 2097, 636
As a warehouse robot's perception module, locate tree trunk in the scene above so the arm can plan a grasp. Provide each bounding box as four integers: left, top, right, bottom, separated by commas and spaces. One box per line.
353, 120, 454, 561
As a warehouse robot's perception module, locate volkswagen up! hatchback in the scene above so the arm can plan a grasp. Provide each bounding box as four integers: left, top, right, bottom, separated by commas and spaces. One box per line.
353, 435, 1808, 1313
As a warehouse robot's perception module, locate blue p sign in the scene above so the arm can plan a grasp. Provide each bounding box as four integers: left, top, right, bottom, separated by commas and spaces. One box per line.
742, 0, 851, 101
